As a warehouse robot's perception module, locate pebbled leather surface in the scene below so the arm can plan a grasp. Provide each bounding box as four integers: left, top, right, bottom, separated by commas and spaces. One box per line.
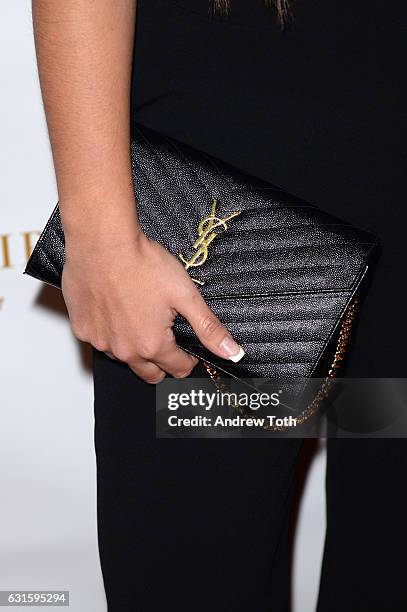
25, 123, 378, 379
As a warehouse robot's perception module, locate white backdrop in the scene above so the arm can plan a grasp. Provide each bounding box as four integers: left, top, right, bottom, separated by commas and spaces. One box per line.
0, 4, 326, 610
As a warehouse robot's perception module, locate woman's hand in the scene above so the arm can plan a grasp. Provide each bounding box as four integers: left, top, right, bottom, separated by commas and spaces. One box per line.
62, 228, 244, 384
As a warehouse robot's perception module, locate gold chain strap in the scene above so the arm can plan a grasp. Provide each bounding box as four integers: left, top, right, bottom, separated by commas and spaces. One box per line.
203, 295, 360, 432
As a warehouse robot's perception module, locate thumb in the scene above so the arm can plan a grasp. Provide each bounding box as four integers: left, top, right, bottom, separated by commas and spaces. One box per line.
177, 292, 245, 363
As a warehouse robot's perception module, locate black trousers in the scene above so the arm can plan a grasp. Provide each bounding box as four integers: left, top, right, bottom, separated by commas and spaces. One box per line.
93, 351, 303, 611
316, 254, 407, 612
93, 352, 407, 611
317, 439, 407, 612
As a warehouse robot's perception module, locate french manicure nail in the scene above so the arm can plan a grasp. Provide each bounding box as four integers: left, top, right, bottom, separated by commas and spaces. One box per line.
229, 346, 246, 363
219, 336, 245, 362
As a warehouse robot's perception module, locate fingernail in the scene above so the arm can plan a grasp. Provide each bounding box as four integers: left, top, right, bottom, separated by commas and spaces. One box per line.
219, 336, 245, 362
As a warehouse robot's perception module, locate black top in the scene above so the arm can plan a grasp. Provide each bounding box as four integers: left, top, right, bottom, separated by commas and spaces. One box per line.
130, 0, 406, 375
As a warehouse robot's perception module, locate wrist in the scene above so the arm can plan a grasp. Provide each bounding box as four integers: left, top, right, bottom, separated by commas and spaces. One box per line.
61, 195, 143, 247
63, 210, 146, 261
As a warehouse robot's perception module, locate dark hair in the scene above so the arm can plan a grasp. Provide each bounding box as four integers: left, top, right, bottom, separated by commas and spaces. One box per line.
212, 0, 292, 28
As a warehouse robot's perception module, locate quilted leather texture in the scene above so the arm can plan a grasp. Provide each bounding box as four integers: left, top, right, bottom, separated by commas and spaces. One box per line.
25, 123, 378, 379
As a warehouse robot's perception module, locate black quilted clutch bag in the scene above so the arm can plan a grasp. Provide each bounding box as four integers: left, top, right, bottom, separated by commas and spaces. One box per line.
25, 123, 378, 387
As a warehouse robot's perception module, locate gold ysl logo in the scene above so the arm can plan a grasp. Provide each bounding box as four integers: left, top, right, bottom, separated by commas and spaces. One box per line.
179, 198, 241, 285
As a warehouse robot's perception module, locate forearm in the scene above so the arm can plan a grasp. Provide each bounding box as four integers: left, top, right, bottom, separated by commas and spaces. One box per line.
31, 0, 139, 243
